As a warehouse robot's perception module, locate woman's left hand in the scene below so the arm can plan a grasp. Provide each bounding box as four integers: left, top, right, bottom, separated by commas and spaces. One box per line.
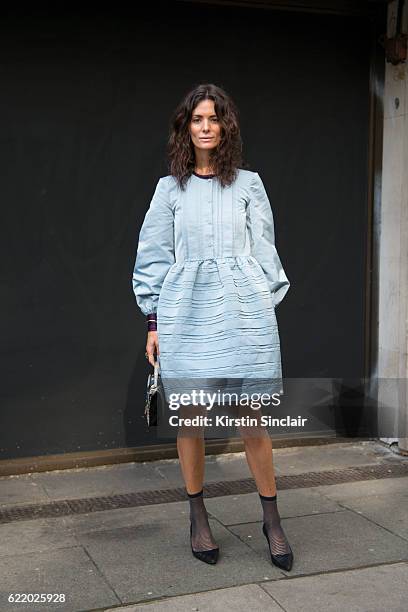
145, 331, 159, 367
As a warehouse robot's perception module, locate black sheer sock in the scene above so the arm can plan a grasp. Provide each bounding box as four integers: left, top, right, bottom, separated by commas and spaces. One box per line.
259, 493, 292, 557
188, 489, 219, 552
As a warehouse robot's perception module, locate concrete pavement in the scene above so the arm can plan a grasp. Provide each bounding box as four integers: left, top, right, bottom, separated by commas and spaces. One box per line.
0, 441, 407, 611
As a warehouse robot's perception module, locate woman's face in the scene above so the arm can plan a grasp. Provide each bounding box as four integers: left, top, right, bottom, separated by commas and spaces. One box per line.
189, 99, 221, 151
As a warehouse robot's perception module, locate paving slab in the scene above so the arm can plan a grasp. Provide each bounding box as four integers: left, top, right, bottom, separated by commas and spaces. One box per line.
205, 489, 342, 525
0, 475, 49, 507
73, 509, 280, 604
338, 492, 408, 540
315, 475, 408, 500
229, 510, 408, 576
104, 584, 280, 611
30, 462, 169, 500
263, 561, 408, 612
0, 546, 119, 612
270, 441, 404, 475
152, 453, 255, 486
63, 501, 190, 535
0, 517, 76, 557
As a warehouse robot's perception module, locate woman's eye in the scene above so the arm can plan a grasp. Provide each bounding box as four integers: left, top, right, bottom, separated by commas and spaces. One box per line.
192, 117, 218, 123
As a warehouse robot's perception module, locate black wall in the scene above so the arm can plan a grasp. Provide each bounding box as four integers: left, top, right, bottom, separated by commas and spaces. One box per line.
0, 3, 378, 459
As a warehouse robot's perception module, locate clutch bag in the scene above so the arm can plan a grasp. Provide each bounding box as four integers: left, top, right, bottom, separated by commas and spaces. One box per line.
144, 360, 165, 428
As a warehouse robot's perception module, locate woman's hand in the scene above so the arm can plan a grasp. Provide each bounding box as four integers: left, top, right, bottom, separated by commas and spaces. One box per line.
146, 331, 159, 366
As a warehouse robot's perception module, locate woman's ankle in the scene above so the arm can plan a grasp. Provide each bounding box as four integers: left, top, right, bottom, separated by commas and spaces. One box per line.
187, 488, 204, 498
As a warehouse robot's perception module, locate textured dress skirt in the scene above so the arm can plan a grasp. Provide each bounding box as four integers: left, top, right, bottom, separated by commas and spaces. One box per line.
132, 168, 290, 403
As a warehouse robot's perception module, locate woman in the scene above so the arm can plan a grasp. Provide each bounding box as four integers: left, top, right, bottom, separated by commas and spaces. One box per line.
132, 83, 293, 570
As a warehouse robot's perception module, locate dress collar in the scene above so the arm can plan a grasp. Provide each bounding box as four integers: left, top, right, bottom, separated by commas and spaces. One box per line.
192, 171, 216, 179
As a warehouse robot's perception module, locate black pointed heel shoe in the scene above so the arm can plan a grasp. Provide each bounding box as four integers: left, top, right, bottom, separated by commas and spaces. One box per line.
190, 523, 219, 565
262, 523, 293, 571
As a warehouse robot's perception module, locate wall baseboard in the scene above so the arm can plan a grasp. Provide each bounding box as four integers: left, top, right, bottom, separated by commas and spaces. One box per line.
0, 435, 372, 477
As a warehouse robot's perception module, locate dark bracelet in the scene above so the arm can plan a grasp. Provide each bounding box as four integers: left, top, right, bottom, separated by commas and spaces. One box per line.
146, 313, 157, 332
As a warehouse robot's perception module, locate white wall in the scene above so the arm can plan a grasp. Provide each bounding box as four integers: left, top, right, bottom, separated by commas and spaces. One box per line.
378, 0, 408, 450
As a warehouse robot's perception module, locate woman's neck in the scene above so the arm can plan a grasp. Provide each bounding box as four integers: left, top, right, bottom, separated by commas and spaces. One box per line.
194, 149, 214, 175
195, 165, 214, 174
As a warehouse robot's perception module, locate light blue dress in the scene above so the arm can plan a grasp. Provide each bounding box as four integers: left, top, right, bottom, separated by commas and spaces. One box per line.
132, 169, 290, 400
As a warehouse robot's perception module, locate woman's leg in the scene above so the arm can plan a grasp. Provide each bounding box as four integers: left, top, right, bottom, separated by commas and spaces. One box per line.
239, 407, 292, 560
177, 435, 206, 494
239, 427, 277, 496
176, 405, 218, 552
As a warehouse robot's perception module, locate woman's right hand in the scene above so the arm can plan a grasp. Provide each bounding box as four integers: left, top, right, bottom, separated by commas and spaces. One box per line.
146, 331, 159, 367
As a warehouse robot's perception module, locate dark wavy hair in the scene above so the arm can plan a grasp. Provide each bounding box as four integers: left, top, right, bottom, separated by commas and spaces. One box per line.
167, 83, 249, 190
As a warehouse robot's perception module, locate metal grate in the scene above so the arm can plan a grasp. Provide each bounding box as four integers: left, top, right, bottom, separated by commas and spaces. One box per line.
1, 462, 408, 524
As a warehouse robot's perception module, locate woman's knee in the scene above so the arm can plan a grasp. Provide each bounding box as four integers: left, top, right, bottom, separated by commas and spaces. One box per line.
176, 403, 206, 439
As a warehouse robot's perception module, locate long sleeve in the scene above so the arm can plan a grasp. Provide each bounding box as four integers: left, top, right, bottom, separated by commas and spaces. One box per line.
247, 172, 290, 307
132, 177, 175, 316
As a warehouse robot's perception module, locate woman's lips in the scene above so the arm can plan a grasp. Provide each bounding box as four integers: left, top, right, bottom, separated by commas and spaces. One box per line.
200, 137, 214, 141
